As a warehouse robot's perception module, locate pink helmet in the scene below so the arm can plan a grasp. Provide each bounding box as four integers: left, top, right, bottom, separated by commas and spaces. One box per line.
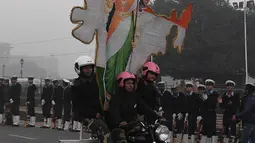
116, 71, 136, 87
142, 62, 160, 76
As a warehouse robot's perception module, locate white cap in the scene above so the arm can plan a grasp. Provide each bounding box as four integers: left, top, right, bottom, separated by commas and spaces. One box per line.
157, 81, 166, 84
205, 79, 215, 85
198, 84, 206, 88
245, 83, 255, 86
45, 77, 50, 80
63, 79, 70, 83
185, 81, 194, 86
225, 80, 236, 86
11, 75, 18, 79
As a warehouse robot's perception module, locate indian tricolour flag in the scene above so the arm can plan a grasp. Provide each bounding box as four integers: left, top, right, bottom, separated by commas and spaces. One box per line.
70, 0, 192, 111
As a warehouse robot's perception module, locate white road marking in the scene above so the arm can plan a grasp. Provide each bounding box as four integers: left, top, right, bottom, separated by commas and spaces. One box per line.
8, 134, 36, 140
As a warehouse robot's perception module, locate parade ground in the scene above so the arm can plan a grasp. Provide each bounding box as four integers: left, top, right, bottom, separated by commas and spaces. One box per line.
0, 121, 90, 143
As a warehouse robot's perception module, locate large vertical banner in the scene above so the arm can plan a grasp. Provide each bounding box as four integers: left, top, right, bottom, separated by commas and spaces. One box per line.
70, 0, 192, 110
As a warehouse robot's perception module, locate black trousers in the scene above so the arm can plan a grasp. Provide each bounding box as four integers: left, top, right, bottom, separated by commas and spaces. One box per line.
223, 112, 236, 136
42, 102, 51, 118
0, 100, 4, 114
5, 104, 13, 125
188, 112, 198, 135
27, 101, 35, 116
176, 115, 185, 134
53, 103, 62, 119
202, 111, 216, 137
164, 114, 173, 131
63, 103, 71, 121
72, 111, 80, 122
10, 101, 20, 116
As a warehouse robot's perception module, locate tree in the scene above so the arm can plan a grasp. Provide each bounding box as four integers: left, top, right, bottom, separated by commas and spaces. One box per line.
152, 0, 255, 85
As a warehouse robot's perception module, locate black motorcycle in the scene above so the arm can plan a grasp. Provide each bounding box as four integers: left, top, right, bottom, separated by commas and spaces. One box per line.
123, 119, 171, 143
59, 119, 171, 143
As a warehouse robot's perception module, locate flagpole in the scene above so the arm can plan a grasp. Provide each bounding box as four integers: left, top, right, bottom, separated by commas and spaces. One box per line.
128, 0, 140, 71
244, 0, 248, 83
150, 55, 154, 62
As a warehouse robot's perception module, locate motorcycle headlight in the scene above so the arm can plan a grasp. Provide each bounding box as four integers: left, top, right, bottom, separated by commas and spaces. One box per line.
155, 125, 170, 141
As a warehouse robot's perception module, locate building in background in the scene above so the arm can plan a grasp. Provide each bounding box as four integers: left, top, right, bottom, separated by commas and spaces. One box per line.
8, 56, 59, 78
0, 42, 60, 78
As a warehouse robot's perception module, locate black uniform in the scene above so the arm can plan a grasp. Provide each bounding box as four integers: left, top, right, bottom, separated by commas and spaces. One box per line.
3, 84, 9, 103
52, 85, 64, 119
71, 75, 102, 122
41, 85, 54, 118
109, 89, 159, 143
137, 79, 159, 111
9, 82, 22, 115
172, 92, 183, 116
137, 79, 160, 124
63, 85, 72, 122
220, 92, 240, 137
26, 84, 37, 116
186, 92, 203, 135
3, 83, 11, 125
160, 90, 174, 130
0, 84, 4, 115
240, 95, 248, 128
201, 90, 219, 137
174, 92, 189, 134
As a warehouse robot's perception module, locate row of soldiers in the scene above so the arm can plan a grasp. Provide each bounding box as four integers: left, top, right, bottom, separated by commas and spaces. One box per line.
0, 76, 74, 131
157, 79, 247, 143
33, 77, 73, 131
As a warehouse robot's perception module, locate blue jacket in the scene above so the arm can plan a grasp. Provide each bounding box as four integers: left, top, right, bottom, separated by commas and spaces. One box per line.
236, 95, 255, 125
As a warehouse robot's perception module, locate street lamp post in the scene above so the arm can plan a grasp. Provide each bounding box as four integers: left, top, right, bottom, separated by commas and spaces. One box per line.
2, 65, 5, 77
20, 58, 24, 78
244, 0, 248, 83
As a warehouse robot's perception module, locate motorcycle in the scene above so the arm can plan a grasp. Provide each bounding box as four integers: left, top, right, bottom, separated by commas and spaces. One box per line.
59, 119, 171, 143
122, 119, 171, 143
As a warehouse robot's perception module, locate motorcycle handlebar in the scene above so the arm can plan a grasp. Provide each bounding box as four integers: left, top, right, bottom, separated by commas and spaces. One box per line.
120, 118, 166, 130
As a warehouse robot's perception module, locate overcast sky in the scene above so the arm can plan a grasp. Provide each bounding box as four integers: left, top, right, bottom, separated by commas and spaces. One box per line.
0, 0, 96, 78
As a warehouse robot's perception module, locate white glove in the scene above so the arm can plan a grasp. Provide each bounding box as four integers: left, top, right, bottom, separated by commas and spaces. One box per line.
41, 99, 45, 106
172, 113, 176, 119
169, 89, 174, 95
10, 99, 14, 104
197, 116, 202, 121
51, 100, 56, 105
26, 101, 30, 105
202, 93, 208, 100
158, 111, 164, 117
185, 113, 188, 121
177, 113, 183, 120
159, 107, 162, 111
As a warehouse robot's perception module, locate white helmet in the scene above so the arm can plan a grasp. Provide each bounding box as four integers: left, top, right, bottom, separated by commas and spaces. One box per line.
74, 56, 95, 75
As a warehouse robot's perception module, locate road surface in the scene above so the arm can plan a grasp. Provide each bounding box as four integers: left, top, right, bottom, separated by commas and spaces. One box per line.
0, 121, 90, 143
